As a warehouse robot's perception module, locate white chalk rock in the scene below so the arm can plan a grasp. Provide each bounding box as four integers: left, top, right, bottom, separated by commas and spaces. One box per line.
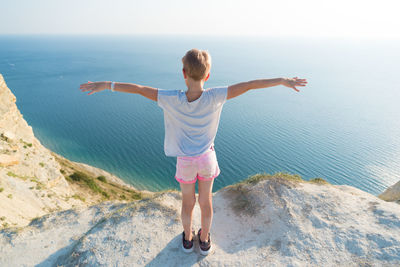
379, 180, 400, 202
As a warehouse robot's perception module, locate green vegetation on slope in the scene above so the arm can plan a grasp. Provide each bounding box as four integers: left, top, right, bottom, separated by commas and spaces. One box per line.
232, 172, 329, 187
66, 171, 142, 201
52, 151, 146, 203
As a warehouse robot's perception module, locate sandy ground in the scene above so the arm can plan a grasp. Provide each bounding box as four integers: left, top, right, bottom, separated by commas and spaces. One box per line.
1, 176, 399, 266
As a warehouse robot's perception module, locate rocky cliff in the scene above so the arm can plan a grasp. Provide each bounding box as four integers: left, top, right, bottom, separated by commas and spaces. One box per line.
1, 174, 400, 266
0, 74, 399, 266
379, 180, 400, 204
0, 74, 147, 230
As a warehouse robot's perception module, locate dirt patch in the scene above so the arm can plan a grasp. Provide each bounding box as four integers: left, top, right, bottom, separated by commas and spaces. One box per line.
221, 183, 262, 217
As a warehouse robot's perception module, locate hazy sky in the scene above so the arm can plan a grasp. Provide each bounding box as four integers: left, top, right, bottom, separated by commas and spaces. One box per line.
1, 0, 399, 39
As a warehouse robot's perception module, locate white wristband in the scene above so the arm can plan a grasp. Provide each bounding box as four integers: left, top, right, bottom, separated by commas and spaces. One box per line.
111, 82, 115, 92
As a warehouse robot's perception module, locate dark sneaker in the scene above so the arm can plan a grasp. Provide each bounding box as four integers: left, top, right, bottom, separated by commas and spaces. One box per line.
198, 228, 212, 256
182, 230, 195, 253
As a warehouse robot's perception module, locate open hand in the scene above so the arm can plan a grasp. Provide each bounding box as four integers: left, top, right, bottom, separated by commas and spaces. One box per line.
79, 81, 108, 95
281, 77, 307, 92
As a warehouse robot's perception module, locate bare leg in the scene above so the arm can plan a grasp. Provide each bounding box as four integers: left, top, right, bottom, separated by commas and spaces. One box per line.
179, 182, 196, 240
198, 179, 214, 242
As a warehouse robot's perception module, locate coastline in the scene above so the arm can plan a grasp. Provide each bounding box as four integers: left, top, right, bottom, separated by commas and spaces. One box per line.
0, 73, 154, 229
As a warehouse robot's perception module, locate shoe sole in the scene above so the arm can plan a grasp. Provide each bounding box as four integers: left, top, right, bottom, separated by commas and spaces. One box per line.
199, 245, 212, 256
182, 245, 194, 253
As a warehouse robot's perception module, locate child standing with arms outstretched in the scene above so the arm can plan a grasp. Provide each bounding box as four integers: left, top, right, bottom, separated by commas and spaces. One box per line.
79, 48, 307, 255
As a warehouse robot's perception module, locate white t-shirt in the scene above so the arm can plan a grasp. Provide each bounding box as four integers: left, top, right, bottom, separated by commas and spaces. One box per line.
157, 86, 228, 157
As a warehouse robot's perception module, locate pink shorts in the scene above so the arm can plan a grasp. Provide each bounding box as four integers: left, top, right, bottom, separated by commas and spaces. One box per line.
175, 145, 220, 184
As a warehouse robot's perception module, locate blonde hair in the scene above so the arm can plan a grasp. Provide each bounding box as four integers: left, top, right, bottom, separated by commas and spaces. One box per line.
181, 48, 212, 81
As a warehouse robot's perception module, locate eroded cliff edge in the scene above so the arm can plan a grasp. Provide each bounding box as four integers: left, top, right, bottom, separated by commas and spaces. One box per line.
0, 74, 150, 229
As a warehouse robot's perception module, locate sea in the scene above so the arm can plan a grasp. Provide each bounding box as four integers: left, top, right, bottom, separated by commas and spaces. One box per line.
1, 34, 399, 194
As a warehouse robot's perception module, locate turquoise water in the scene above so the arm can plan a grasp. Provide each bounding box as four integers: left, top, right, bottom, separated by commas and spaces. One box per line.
1, 35, 399, 194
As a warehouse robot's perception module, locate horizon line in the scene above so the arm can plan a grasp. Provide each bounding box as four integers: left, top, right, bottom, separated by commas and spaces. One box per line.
1, 33, 399, 42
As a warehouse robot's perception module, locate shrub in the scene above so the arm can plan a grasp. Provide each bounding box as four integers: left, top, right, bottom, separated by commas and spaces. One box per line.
131, 191, 142, 200
7, 171, 17, 177
69, 171, 86, 182
0, 188, 3, 192
0, 133, 8, 141
236, 172, 303, 186
97, 176, 107, 183
308, 177, 329, 184
101, 191, 110, 199
86, 179, 102, 193
72, 194, 86, 202
69, 171, 102, 194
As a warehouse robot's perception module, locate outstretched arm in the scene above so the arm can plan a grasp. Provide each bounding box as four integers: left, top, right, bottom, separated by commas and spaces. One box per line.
79, 81, 158, 101
227, 77, 307, 100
